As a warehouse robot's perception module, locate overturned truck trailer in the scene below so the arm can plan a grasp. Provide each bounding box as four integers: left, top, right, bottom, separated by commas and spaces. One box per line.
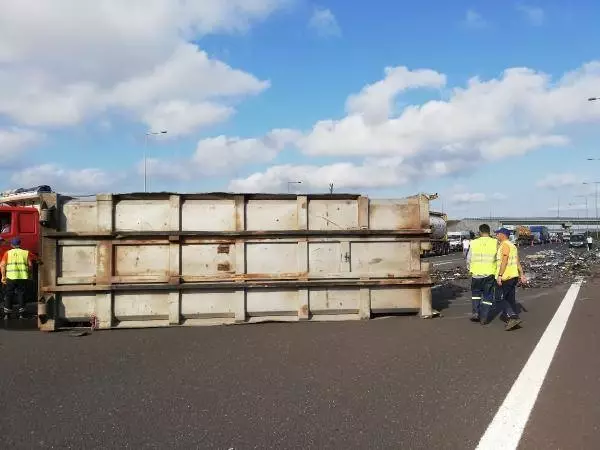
1, 191, 434, 331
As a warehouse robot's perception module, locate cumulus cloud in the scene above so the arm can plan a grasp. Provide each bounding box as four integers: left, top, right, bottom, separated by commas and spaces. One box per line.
146, 128, 302, 179
516, 4, 545, 26
11, 164, 118, 193
0, 128, 43, 161
308, 7, 341, 37
345, 67, 446, 123
229, 62, 599, 192
536, 173, 579, 189
0, 0, 282, 135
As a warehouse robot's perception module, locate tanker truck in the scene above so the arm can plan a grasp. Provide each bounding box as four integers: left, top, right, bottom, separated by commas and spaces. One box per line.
422, 212, 450, 257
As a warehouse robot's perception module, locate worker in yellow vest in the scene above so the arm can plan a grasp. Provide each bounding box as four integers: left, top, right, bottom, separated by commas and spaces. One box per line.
495, 228, 526, 331
467, 224, 498, 323
1, 237, 34, 315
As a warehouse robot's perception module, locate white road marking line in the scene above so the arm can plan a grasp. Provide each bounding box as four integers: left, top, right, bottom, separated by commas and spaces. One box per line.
475, 280, 583, 450
432, 260, 464, 266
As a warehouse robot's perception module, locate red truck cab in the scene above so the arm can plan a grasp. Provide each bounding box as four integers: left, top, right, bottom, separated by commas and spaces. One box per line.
0, 206, 40, 260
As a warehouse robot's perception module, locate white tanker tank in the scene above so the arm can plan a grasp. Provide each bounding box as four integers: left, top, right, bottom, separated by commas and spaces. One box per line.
422, 212, 450, 256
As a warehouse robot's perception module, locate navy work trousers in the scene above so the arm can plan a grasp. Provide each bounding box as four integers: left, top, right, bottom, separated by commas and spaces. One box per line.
471, 275, 495, 319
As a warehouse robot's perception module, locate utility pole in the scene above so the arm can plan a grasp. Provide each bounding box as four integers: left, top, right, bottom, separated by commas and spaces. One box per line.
329, 183, 334, 194
144, 130, 168, 192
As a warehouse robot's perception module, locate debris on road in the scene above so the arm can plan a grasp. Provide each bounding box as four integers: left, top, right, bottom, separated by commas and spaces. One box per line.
431, 248, 600, 289
521, 249, 600, 288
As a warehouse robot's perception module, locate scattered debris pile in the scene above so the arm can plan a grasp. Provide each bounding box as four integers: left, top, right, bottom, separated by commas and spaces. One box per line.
431, 265, 469, 284
521, 249, 600, 288
431, 249, 600, 289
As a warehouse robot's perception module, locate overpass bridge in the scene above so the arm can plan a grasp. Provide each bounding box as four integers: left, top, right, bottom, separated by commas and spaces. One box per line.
464, 217, 600, 226
449, 217, 600, 233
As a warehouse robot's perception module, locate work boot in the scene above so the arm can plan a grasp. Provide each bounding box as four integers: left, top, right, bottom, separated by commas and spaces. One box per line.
470, 314, 480, 322
505, 318, 522, 331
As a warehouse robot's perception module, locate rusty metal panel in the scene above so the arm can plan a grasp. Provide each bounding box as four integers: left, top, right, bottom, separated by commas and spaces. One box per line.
309, 288, 359, 314
246, 289, 298, 316
308, 199, 359, 230
39, 192, 433, 330
369, 199, 421, 230
308, 241, 342, 274
58, 245, 96, 280
246, 242, 298, 275
115, 199, 171, 231
114, 244, 170, 277
350, 241, 413, 276
114, 292, 169, 321
181, 243, 235, 277
370, 287, 421, 312
181, 198, 236, 231
59, 293, 97, 321
181, 291, 238, 319
245, 199, 298, 230
60, 200, 98, 233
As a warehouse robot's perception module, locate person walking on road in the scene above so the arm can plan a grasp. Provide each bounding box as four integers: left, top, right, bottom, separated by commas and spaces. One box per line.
586, 234, 593, 251
1, 237, 34, 316
495, 228, 526, 331
462, 237, 471, 258
467, 224, 498, 323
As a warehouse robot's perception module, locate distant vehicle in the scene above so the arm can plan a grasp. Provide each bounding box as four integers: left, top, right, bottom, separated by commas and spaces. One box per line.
569, 234, 586, 248
447, 231, 469, 252
530, 226, 550, 244
515, 226, 533, 246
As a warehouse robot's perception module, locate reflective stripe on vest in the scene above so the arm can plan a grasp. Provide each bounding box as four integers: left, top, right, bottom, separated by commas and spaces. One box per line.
6, 248, 29, 280
496, 241, 519, 280
469, 236, 498, 276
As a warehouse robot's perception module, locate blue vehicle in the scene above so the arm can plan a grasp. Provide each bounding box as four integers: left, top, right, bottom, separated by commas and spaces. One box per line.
529, 226, 550, 244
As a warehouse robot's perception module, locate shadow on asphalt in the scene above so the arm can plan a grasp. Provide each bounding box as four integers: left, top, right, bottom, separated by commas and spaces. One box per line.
432, 283, 468, 311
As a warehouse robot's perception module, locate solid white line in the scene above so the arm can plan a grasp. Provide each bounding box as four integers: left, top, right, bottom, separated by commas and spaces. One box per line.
433, 259, 464, 266
475, 280, 583, 450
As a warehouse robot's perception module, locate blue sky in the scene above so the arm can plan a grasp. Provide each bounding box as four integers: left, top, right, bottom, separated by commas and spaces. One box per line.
0, 0, 599, 218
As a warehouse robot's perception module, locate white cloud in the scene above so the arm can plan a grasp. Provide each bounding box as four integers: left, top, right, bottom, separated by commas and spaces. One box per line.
229, 159, 414, 192
450, 192, 487, 204
146, 128, 301, 179
464, 9, 487, 29
536, 173, 580, 189
491, 193, 508, 201
308, 7, 341, 37
11, 164, 117, 192
229, 62, 597, 191
0, 128, 43, 160
345, 67, 446, 123
0, 0, 282, 134
516, 4, 545, 26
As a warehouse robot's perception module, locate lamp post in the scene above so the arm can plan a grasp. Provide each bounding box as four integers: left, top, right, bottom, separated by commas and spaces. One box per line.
575, 195, 590, 218
144, 130, 168, 192
287, 181, 302, 193
582, 182, 600, 234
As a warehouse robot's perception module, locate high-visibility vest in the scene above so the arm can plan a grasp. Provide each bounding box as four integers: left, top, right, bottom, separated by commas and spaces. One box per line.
469, 236, 498, 276
496, 240, 519, 280
6, 248, 29, 280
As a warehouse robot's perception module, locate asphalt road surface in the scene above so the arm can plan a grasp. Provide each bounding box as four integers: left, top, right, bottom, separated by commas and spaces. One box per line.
1, 248, 597, 449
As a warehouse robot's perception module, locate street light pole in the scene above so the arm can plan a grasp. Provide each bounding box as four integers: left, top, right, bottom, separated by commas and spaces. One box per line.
144, 130, 168, 192
575, 195, 589, 218
287, 181, 302, 193
583, 182, 600, 235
